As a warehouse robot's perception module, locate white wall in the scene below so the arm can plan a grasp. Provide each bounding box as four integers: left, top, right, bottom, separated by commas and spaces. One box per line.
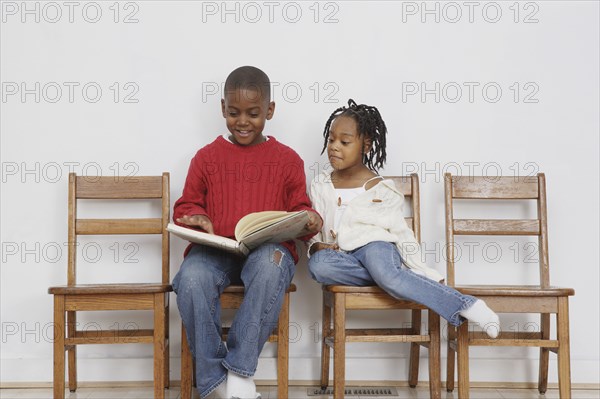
1, 0, 598, 385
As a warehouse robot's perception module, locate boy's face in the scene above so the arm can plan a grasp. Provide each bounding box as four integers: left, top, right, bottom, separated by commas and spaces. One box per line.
221, 88, 275, 146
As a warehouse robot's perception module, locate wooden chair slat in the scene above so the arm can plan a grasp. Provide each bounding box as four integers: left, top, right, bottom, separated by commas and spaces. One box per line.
324, 285, 385, 293
345, 294, 428, 310
453, 219, 540, 235
66, 329, 155, 345
64, 293, 156, 311
76, 218, 163, 235
325, 329, 431, 344
475, 296, 560, 314
470, 338, 559, 348
451, 176, 539, 199
76, 176, 163, 199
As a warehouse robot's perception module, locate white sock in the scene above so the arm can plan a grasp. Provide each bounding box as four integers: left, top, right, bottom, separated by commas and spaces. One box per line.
226, 370, 261, 399
206, 378, 228, 399
459, 299, 500, 339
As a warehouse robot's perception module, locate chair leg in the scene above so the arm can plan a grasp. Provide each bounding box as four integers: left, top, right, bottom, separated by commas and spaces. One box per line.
193, 359, 196, 387
333, 293, 346, 399
538, 313, 550, 394
408, 309, 422, 388
181, 325, 193, 399
427, 310, 441, 399
164, 303, 170, 389
277, 292, 290, 399
67, 311, 77, 392
457, 322, 470, 399
446, 325, 456, 392
153, 294, 165, 399
557, 298, 572, 399
53, 295, 65, 399
320, 292, 332, 390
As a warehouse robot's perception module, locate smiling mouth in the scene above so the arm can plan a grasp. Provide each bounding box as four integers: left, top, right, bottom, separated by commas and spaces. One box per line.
236, 130, 252, 137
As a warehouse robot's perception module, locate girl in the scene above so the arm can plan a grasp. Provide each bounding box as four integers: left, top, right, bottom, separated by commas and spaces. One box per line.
307, 99, 500, 337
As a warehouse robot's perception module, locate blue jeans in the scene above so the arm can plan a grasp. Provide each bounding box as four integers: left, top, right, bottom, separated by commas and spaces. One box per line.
172, 243, 295, 397
308, 241, 475, 326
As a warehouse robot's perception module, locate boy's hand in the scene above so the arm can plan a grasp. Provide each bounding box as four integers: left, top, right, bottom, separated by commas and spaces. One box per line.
305, 211, 323, 234
176, 215, 214, 234
309, 242, 339, 255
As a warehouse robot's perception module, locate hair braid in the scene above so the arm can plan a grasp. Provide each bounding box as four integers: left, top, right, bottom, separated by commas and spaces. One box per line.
321, 99, 388, 171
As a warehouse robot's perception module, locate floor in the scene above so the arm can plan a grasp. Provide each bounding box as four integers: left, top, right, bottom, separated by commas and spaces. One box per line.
1, 386, 599, 399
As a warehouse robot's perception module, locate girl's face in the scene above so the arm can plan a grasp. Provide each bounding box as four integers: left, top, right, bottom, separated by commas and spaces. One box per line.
327, 116, 370, 172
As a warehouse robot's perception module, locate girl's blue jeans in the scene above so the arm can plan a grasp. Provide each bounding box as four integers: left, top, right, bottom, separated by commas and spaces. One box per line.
308, 241, 476, 326
172, 243, 295, 398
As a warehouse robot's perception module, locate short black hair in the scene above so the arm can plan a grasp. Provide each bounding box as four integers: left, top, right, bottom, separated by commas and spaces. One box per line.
321, 99, 388, 171
224, 66, 271, 103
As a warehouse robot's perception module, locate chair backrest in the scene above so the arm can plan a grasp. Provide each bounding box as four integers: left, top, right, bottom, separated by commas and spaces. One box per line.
384, 174, 421, 241
67, 172, 170, 285
444, 173, 549, 288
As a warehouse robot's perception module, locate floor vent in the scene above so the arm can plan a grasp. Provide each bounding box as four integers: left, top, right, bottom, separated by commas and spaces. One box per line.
307, 386, 398, 396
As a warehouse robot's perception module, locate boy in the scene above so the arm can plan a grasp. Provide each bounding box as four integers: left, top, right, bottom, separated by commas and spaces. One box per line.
172, 66, 321, 399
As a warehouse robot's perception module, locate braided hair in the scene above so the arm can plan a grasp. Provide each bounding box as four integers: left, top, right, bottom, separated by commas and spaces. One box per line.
321, 99, 387, 171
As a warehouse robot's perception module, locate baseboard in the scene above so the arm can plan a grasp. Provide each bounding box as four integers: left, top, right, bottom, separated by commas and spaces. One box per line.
1, 380, 599, 390
2, 356, 598, 386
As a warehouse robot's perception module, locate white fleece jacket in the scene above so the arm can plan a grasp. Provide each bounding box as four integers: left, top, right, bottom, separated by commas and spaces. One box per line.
308, 172, 444, 282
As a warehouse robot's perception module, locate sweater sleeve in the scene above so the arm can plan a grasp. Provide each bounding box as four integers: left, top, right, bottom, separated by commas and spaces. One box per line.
173, 151, 209, 225
283, 154, 320, 242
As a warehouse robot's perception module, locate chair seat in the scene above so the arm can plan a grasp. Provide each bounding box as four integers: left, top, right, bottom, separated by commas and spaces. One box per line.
323, 284, 384, 293
223, 283, 297, 293
48, 283, 173, 295
454, 285, 574, 297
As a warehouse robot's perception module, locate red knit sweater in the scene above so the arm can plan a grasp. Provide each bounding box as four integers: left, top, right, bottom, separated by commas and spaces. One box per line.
173, 135, 318, 263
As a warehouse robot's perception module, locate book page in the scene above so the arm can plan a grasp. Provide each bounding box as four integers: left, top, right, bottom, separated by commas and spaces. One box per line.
166, 223, 248, 256
235, 211, 304, 239
239, 211, 309, 250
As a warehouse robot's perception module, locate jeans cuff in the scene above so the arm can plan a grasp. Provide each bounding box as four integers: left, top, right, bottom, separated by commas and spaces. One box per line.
200, 372, 227, 398
448, 311, 466, 327
222, 359, 255, 377
449, 296, 477, 326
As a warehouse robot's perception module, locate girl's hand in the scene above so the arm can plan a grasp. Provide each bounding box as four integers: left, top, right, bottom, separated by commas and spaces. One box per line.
305, 211, 323, 233
309, 242, 339, 255
176, 215, 214, 234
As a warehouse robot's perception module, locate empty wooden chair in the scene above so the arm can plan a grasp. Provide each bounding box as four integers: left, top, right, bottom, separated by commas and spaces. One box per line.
444, 173, 574, 398
319, 174, 441, 399
180, 284, 296, 399
48, 173, 172, 399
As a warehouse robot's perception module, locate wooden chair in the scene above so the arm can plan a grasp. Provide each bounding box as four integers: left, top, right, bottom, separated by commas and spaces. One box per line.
319, 174, 441, 399
180, 284, 297, 399
444, 173, 574, 398
48, 173, 172, 399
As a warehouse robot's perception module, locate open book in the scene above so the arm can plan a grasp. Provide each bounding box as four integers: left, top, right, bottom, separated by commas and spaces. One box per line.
167, 210, 309, 256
